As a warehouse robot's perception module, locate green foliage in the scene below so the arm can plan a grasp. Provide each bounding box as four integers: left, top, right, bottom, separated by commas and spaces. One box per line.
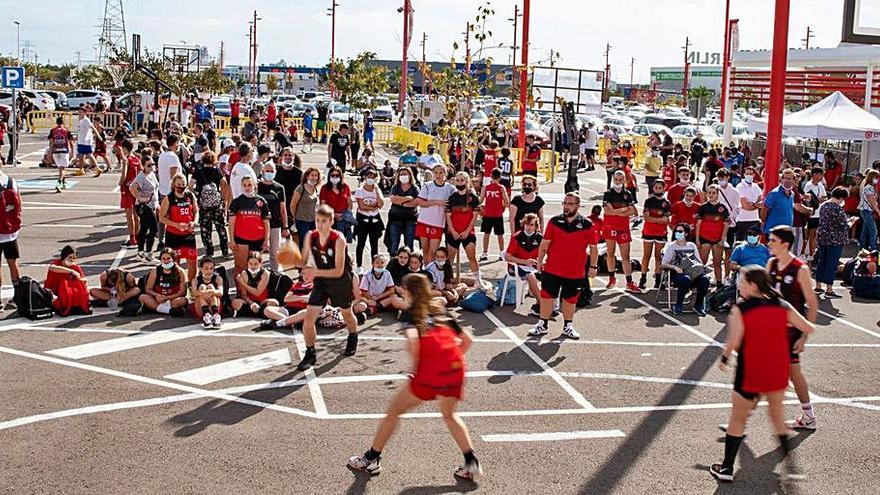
332, 52, 389, 110
265, 74, 279, 93
688, 86, 715, 104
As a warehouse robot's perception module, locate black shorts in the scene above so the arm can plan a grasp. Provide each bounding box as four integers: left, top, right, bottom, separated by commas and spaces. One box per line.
234, 236, 264, 252
539, 272, 583, 302
267, 121, 278, 131
309, 275, 354, 309
304, 129, 313, 139
236, 300, 274, 318
446, 233, 476, 250
725, 228, 736, 249
165, 232, 197, 249
480, 217, 505, 235
807, 217, 819, 230
0, 239, 20, 259
732, 355, 759, 401
642, 233, 667, 242
230, 116, 240, 128
788, 327, 802, 365
522, 169, 538, 177
585, 149, 596, 159
735, 221, 761, 241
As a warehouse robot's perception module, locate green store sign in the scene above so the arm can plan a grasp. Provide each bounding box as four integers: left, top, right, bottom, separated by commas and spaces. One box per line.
652, 70, 722, 81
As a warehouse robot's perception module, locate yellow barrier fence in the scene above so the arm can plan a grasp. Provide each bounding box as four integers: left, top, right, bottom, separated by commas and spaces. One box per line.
28, 110, 126, 134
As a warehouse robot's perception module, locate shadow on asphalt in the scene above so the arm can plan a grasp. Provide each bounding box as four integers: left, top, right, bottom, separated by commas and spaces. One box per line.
694, 430, 812, 495
577, 326, 727, 493
485, 337, 563, 384
397, 478, 478, 495
165, 351, 346, 437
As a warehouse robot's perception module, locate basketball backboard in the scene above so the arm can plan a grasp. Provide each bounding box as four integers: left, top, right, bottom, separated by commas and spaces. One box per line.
162, 45, 201, 74
843, 0, 880, 45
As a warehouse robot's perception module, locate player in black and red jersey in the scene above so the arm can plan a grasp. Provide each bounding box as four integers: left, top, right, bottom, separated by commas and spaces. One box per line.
766, 226, 820, 431
504, 213, 543, 314
138, 247, 188, 317
159, 174, 199, 281
640, 179, 671, 290
696, 184, 731, 286
603, 170, 640, 293
297, 205, 359, 370
228, 176, 270, 276
445, 171, 484, 288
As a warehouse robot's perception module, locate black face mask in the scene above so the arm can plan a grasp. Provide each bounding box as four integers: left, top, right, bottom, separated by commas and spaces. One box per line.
456, 184, 467, 191
522, 186, 534, 194
654, 192, 664, 197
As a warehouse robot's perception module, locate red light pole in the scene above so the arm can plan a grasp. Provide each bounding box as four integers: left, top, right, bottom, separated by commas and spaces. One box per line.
517, 0, 530, 149
399, 0, 412, 117
720, 0, 732, 119
682, 36, 691, 103
764, 0, 791, 193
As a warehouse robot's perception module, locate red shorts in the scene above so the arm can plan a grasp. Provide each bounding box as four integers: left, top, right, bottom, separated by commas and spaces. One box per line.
415, 222, 444, 241
602, 219, 632, 244
120, 192, 135, 209
175, 246, 198, 262
410, 379, 464, 401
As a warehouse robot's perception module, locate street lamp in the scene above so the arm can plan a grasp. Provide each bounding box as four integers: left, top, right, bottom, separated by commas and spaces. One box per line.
327, 2, 340, 98
13, 21, 20, 66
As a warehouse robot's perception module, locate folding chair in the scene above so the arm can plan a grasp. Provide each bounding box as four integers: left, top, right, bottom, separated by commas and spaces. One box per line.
499, 263, 531, 311
655, 269, 694, 312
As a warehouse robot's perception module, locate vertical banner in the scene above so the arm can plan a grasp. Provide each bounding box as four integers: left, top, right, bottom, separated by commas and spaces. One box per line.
730, 20, 740, 52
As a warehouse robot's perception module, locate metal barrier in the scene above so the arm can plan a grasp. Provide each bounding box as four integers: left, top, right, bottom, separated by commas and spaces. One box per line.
28, 110, 126, 134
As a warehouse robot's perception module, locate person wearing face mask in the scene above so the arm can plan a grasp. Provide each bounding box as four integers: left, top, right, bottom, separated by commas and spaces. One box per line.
118, 139, 141, 249
670, 187, 702, 241
290, 167, 321, 248
425, 247, 468, 306
814, 187, 849, 295
417, 163, 456, 264
130, 153, 160, 262
258, 162, 290, 271
232, 251, 285, 319
138, 247, 188, 317
640, 180, 672, 290
274, 147, 302, 212
160, 174, 199, 281
228, 176, 271, 276
44, 245, 90, 316
661, 223, 711, 316
697, 185, 732, 287
509, 176, 545, 234
857, 169, 880, 250
353, 168, 386, 269
762, 169, 800, 237
504, 213, 544, 312
320, 165, 354, 242
445, 172, 483, 288
190, 151, 230, 259
532, 193, 597, 339
388, 168, 420, 254
729, 227, 771, 278
602, 171, 641, 293
230, 142, 258, 200
715, 169, 741, 275
734, 165, 764, 241
666, 166, 703, 205
358, 254, 407, 314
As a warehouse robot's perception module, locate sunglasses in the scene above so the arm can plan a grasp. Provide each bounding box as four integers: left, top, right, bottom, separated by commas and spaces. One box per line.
330, 175, 341, 179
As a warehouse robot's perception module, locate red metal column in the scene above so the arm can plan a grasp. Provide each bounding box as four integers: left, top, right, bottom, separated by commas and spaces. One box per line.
330, 2, 336, 98
517, 0, 530, 148
764, 0, 791, 193
720, 0, 731, 118
399, 0, 410, 116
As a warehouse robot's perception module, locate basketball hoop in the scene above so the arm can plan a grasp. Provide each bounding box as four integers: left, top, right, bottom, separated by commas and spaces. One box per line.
107, 63, 128, 89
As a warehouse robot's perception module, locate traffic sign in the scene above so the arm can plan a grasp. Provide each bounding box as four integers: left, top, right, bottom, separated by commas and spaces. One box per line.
1, 66, 25, 89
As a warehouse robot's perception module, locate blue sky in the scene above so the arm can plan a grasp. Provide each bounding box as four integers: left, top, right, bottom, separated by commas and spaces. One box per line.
0, 0, 861, 83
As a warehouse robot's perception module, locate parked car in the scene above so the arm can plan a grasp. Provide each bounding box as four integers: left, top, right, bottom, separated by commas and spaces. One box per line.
468, 109, 490, 128
66, 89, 110, 109
603, 115, 635, 131
212, 98, 231, 117
711, 122, 755, 142
288, 102, 317, 118
630, 123, 675, 137
671, 125, 720, 140
368, 96, 394, 122
509, 117, 550, 148
10, 90, 56, 111
40, 90, 68, 110
328, 102, 362, 123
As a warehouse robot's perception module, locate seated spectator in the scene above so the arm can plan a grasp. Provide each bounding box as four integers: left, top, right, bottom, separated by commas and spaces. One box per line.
191, 256, 224, 328
139, 248, 188, 316
425, 247, 468, 306
45, 245, 91, 316
504, 212, 543, 310
358, 254, 407, 315
661, 223, 711, 316
231, 252, 286, 320
89, 268, 140, 308
388, 247, 411, 286
729, 227, 771, 276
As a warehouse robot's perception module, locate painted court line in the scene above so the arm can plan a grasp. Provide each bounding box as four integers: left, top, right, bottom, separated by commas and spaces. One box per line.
294, 333, 328, 416
818, 309, 880, 340
46, 328, 207, 359
484, 309, 594, 410
481, 430, 625, 443
164, 348, 292, 385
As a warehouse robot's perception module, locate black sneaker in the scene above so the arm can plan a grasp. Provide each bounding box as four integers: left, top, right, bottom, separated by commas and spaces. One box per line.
344, 332, 359, 356
528, 303, 540, 317
638, 274, 647, 290
653, 274, 662, 290
356, 312, 367, 325
169, 307, 185, 317
259, 319, 276, 330
710, 463, 734, 482
297, 348, 317, 371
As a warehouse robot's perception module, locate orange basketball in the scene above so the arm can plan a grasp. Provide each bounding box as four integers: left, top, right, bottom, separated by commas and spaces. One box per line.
277, 239, 303, 269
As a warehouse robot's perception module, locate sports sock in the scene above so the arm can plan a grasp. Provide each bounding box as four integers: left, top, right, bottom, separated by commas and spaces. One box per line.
201, 306, 209, 316
722, 434, 744, 469
563, 319, 572, 327
365, 447, 381, 460
540, 319, 549, 328
625, 275, 633, 283
210, 305, 219, 314
463, 450, 478, 465
777, 434, 790, 456
801, 402, 815, 418
275, 319, 287, 327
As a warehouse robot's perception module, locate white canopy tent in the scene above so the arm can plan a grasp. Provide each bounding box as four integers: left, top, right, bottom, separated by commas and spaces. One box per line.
749, 91, 880, 141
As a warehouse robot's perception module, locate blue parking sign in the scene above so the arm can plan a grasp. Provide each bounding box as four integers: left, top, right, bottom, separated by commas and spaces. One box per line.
1, 67, 25, 88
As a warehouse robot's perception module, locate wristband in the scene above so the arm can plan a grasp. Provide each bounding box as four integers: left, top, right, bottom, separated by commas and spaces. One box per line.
720, 355, 729, 365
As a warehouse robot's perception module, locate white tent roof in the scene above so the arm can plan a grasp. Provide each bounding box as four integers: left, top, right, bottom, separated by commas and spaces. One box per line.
749, 91, 880, 141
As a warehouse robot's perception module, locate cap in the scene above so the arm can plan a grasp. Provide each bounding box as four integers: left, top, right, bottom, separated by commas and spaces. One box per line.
222, 138, 235, 149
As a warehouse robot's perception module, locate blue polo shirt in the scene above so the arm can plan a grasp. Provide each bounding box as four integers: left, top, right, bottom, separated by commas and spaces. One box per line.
763, 185, 794, 233
731, 242, 771, 268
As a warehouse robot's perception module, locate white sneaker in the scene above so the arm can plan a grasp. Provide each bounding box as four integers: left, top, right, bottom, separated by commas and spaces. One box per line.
212, 313, 222, 329
786, 412, 817, 430
562, 323, 581, 340
135, 251, 145, 262
528, 322, 549, 337
454, 460, 483, 482
202, 314, 213, 329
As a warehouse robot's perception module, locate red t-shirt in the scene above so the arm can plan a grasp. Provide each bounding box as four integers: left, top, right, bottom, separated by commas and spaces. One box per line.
671, 200, 701, 233
824, 161, 841, 189
739, 298, 790, 394
642, 196, 671, 237
482, 182, 505, 218
587, 213, 603, 244
44, 260, 85, 296
229, 194, 270, 241
506, 230, 542, 260
666, 183, 703, 205
542, 214, 593, 279
696, 202, 730, 242
267, 104, 277, 122
122, 155, 141, 193
320, 184, 352, 214
483, 149, 498, 177
446, 191, 480, 234
230, 101, 240, 118
523, 144, 541, 173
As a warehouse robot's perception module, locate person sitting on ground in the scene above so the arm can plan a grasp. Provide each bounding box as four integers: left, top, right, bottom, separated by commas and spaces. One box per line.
45, 245, 91, 316
661, 223, 712, 316
139, 248, 188, 316
231, 251, 286, 320
358, 254, 408, 315
191, 256, 224, 329
425, 247, 468, 307
89, 268, 140, 308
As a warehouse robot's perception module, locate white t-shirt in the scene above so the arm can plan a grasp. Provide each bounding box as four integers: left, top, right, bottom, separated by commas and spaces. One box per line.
76, 117, 93, 146
354, 187, 382, 217
419, 153, 443, 168
585, 128, 599, 149
359, 269, 395, 297
802, 181, 826, 218
717, 184, 741, 225
157, 150, 182, 196
735, 182, 762, 223
425, 261, 448, 290
417, 181, 456, 227
230, 161, 257, 199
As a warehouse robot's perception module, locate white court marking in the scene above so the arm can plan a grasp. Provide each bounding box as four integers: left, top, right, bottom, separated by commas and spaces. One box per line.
818, 309, 880, 340
164, 348, 292, 385
294, 333, 328, 416
481, 430, 625, 443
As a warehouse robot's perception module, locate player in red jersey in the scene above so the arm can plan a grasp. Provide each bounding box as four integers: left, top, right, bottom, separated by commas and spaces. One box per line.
696, 184, 731, 286
522, 135, 541, 177
602, 170, 640, 293
228, 176, 270, 276
481, 141, 499, 188
711, 266, 814, 482
640, 179, 671, 290
159, 174, 199, 281
479, 169, 509, 262
670, 187, 701, 240
348, 273, 482, 482
445, 172, 484, 288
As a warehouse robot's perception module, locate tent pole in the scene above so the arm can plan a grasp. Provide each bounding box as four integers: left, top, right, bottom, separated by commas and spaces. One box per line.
845, 140, 852, 180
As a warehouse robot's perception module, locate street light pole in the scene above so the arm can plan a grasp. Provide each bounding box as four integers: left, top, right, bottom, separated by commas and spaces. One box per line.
399, 0, 411, 120
14, 21, 20, 65
603, 43, 611, 102
328, 2, 338, 98
764, 0, 791, 193
509, 5, 519, 68
517, 0, 530, 149
630, 57, 635, 89
682, 36, 690, 103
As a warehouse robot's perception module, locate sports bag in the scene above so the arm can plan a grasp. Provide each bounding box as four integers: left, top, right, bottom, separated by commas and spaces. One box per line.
13, 277, 54, 320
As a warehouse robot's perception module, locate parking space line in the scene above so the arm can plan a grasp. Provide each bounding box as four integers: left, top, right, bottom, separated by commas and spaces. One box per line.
481, 430, 625, 443
294, 334, 328, 416
47, 327, 210, 359
483, 309, 595, 410
818, 309, 880, 339
164, 348, 292, 386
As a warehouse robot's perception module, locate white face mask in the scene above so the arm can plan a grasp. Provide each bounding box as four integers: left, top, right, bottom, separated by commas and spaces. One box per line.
399, 175, 410, 184
435, 260, 446, 268
247, 268, 260, 275
744, 175, 754, 184
330, 177, 341, 185
308, 178, 318, 186
244, 189, 255, 197
719, 179, 728, 187
612, 183, 623, 191
365, 178, 375, 186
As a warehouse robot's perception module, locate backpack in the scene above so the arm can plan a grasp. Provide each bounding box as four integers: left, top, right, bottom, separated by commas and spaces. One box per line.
13, 277, 55, 320
459, 290, 494, 313
199, 182, 222, 209
0, 177, 21, 235
852, 275, 880, 300
708, 283, 737, 312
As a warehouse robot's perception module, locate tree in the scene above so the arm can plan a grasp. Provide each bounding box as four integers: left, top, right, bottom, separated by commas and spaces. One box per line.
688, 86, 715, 117
265, 74, 279, 94
73, 65, 114, 90
332, 52, 389, 110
